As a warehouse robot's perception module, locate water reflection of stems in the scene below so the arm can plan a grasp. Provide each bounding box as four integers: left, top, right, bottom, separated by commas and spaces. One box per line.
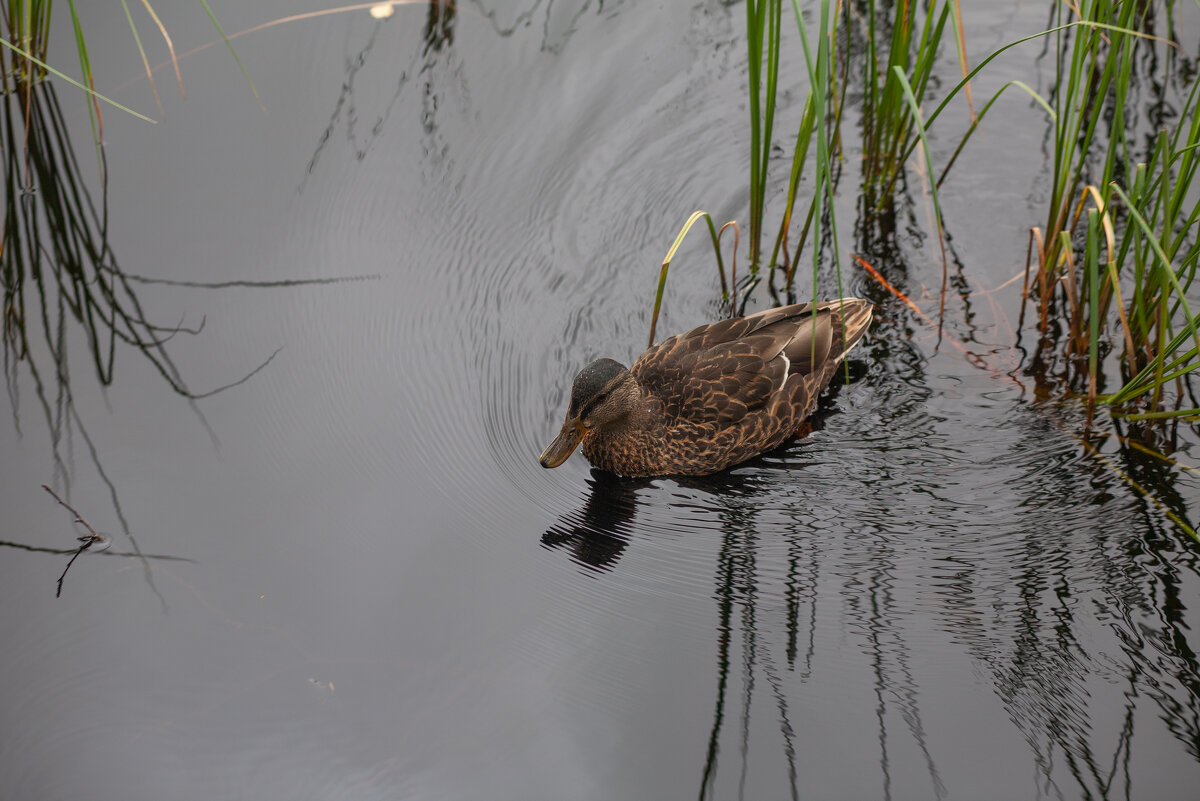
700, 517, 817, 801
542, 454, 1196, 797
1, 79, 280, 494
857, 254, 1199, 542
302, 1, 458, 192
2, 84, 279, 404
1, 80, 282, 605
698, 531, 734, 801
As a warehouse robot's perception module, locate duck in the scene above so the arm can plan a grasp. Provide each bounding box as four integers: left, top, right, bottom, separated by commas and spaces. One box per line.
539, 297, 873, 477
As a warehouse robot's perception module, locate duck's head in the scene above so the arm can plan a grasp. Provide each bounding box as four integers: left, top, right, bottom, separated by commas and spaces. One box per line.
539, 358, 639, 468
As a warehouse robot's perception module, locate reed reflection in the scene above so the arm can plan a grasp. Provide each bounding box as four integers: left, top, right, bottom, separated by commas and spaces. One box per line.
695, 475, 946, 801
1, 81, 198, 597
302, 0, 460, 191
962, 414, 1199, 795
0, 79, 318, 597
538, 342, 1200, 798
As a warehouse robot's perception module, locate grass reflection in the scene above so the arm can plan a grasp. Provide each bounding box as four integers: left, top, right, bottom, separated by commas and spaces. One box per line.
0, 79, 335, 596
0, 81, 199, 597
1, 81, 279, 472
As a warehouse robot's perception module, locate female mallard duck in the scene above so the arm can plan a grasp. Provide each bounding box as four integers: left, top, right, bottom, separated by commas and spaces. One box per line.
539, 297, 873, 477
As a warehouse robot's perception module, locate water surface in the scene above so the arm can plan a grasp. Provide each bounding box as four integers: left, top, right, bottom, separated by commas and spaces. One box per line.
2, 2, 1199, 800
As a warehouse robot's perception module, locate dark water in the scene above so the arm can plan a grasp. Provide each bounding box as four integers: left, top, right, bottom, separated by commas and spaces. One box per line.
3, 2, 1200, 799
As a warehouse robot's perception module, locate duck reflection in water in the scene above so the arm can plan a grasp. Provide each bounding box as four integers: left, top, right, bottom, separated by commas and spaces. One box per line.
540, 470, 645, 572
539, 377, 926, 800
539, 467, 773, 573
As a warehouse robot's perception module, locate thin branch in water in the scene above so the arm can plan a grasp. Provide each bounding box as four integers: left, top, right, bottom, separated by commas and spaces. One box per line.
56, 539, 94, 597
0, 538, 193, 561
42, 483, 111, 597
41, 483, 102, 539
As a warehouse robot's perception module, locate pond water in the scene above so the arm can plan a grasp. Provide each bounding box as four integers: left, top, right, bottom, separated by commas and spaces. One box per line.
3, 1, 1200, 799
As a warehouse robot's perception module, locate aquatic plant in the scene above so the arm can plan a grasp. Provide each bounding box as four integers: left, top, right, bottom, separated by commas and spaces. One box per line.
0, 2, 282, 466
745, 0, 843, 296
856, 0, 957, 209
744, 0, 780, 274
744, 0, 973, 303
0, 77, 287, 502
746, 0, 1200, 425
1021, 0, 1200, 422
777, 0, 840, 298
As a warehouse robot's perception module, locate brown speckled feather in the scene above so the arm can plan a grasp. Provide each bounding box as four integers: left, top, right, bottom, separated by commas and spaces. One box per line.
572, 298, 872, 477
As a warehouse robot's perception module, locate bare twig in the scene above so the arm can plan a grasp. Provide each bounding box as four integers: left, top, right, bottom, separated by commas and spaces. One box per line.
56, 541, 95, 598
42, 483, 101, 539
42, 483, 111, 597
0, 539, 193, 560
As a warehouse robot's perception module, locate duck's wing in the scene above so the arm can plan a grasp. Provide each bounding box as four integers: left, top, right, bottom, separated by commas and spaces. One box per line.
632, 303, 835, 425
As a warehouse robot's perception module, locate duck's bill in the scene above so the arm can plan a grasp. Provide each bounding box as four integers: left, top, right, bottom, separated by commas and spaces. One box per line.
539, 420, 584, 468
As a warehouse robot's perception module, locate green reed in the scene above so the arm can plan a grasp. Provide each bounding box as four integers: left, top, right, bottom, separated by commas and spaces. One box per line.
658, 0, 1200, 435
858, 0, 955, 206
1023, 0, 1200, 420
837, 1, 1199, 422
4, 0, 50, 67
742, 1, 970, 300
778, 0, 840, 297
741, 0, 845, 299
745, 0, 781, 273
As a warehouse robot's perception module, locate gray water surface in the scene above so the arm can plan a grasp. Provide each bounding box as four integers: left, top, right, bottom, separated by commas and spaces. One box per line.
2, 2, 1199, 800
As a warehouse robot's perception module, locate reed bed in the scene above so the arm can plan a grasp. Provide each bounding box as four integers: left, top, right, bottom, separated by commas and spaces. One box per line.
1021, 0, 1200, 422
695, 0, 1200, 430
741, 0, 970, 302
744, 0, 842, 297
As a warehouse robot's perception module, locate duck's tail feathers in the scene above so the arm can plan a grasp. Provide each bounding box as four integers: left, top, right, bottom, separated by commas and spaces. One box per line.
819, 297, 874, 364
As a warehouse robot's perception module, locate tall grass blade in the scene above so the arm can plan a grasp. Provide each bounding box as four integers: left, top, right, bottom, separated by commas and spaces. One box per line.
1085, 208, 1101, 417
66, 0, 104, 172
745, 0, 781, 271
120, 0, 164, 117
0, 38, 156, 123
786, 0, 842, 302
891, 65, 948, 330
949, 0, 973, 118
648, 211, 736, 347
196, 0, 264, 111
139, 0, 186, 100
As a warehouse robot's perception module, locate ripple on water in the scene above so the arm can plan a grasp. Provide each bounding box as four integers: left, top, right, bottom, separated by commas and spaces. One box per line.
436, 67, 754, 540
272, 8, 1200, 767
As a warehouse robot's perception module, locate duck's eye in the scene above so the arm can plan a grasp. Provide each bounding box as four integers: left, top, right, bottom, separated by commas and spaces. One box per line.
594, 391, 609, 404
